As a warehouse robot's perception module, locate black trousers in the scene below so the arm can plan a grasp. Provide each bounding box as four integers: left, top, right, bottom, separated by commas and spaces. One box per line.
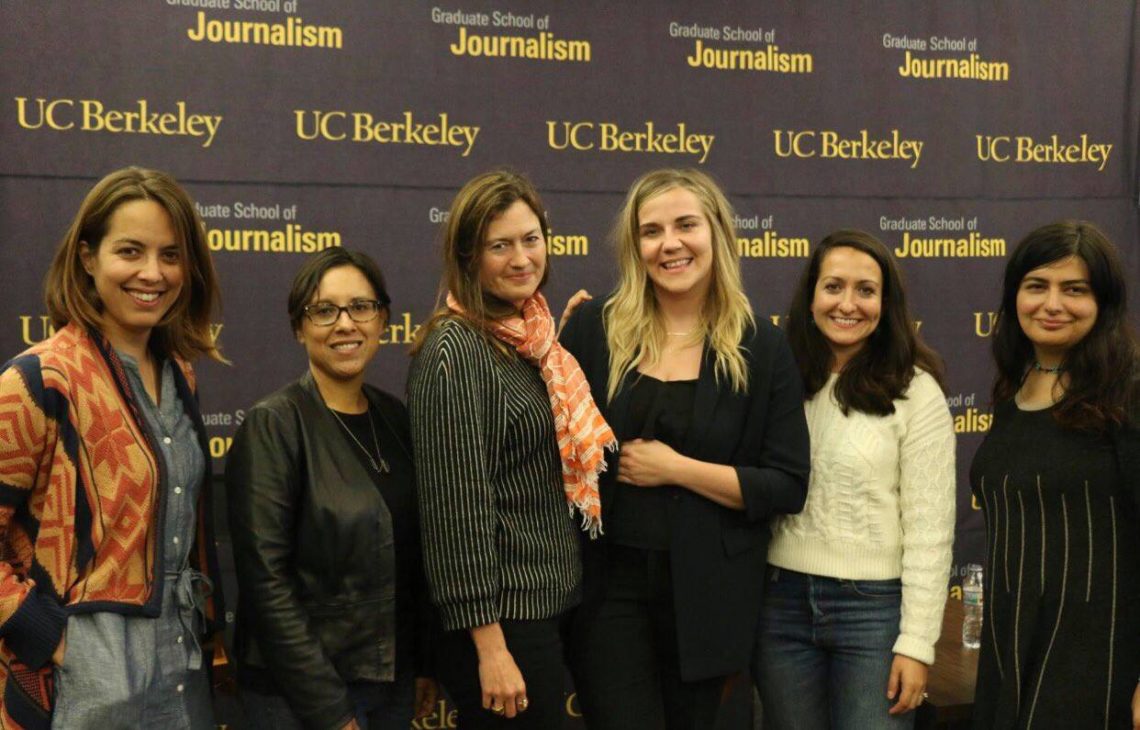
436, 615, 571, 730
569, 545, 726, 730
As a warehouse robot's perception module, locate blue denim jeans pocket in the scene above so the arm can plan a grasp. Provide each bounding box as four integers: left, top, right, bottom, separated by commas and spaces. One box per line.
842, 578, 903, 600
755, 568, 912, 730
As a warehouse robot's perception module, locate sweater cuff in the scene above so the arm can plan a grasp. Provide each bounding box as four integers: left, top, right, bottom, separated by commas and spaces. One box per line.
2, 586, 66, 669
440, 599, 499, 632
891, 633, 935, 666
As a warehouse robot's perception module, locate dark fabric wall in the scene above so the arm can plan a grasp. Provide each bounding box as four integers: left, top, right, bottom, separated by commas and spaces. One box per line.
3, 3, 1138, 727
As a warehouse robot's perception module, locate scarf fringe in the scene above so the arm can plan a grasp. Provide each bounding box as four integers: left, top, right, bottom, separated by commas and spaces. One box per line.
566, 438, 616, 539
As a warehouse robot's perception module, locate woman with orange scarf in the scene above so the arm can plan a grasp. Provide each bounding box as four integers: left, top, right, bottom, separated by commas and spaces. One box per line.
407, 170, 614, 729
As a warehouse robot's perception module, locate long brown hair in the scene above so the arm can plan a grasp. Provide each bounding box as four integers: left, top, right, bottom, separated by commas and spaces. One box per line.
991, 220, 1139, 430
787, 229, 944, 415
44, 166, 224, 362
412, 169, 550, 354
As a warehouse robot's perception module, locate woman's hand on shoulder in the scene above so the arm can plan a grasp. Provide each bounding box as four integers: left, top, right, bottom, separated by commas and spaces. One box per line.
886, 654, 928, 715
558, 289, 592, 336
617, 439, 681, 488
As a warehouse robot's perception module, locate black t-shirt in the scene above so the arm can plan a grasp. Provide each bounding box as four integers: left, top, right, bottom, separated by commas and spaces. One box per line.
336, 407, 418, 675
608, 374, 697, 550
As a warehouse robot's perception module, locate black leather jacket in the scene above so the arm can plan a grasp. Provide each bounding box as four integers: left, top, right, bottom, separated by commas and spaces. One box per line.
226, 372, 429, 730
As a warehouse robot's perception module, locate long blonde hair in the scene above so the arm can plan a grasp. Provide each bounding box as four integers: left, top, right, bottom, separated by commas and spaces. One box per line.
603, 169, 754, 401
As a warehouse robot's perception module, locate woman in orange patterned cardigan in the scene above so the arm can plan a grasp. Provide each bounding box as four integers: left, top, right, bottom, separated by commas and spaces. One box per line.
0, 167, 226, 729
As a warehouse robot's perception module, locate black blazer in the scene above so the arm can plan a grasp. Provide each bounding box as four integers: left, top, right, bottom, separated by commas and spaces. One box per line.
226, 372, 429, 730
560, 297, 811, 681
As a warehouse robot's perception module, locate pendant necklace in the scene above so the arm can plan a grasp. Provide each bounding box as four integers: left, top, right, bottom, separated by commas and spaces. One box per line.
329, 405, 391, 474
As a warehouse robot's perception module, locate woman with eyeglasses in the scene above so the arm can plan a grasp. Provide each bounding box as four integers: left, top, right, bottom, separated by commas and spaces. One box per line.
227, 247, 438, 730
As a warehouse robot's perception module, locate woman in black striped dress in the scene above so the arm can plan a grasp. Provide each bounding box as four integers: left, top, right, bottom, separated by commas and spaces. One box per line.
407, 170, 614, 729
969, 221, 1140, 729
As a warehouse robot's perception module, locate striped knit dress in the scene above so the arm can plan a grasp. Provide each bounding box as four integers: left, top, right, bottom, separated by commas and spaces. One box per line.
969, 400, 1140, 729
406, 317, 581, 632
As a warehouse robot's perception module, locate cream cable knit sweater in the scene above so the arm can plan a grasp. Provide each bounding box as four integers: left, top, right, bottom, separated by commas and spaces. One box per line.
767, 369, 956, 665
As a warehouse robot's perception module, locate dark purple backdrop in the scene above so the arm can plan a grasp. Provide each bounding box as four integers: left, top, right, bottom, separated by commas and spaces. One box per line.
3, 2, 1138, 727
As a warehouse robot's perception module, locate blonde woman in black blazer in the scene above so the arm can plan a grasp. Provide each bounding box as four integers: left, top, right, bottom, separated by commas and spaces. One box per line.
559, 169, 810, 730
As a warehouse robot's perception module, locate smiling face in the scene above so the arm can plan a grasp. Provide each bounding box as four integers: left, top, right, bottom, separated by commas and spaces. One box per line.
811, 246, 884, 370
477, 199, 546, 311
1016, 255, 1098, 363
80, 199, 184, 354
297, 265, 386, 389
637, 186, 713, 303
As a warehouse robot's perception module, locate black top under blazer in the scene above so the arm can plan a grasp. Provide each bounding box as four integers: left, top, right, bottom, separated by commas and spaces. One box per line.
226, 372, 430, 730
560, 297, 811, 681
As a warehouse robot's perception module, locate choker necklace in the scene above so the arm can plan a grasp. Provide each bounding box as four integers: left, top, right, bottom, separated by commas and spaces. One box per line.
1032, 361, 1064, 374
329, 405, 390, 474
666, 331, 693, 337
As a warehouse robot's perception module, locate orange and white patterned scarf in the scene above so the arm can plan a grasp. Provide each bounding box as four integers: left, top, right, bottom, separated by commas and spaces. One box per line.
447, 292, 615, 535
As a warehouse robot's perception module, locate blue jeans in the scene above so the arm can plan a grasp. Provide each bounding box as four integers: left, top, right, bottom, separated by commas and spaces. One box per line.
240, 673, 415, 730
753, 566, 914, 730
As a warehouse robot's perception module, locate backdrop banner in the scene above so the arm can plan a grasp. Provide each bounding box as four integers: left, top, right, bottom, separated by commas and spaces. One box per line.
3, 2, 1138, 728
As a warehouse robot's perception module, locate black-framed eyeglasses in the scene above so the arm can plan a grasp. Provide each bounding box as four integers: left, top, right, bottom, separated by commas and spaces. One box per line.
304, 300, 384, 326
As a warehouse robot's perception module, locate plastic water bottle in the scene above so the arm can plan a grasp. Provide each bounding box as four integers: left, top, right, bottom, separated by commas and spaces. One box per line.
961, 563, 984, 649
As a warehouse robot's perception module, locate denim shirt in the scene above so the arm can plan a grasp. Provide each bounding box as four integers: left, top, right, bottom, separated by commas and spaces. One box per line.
122, 352, 205, 573
51, 354, 213, 730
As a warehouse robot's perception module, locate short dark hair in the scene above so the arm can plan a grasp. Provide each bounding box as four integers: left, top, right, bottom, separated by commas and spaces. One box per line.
287, 248, 391, 333
992, 220, 1139, 430
787, 229, 945, 415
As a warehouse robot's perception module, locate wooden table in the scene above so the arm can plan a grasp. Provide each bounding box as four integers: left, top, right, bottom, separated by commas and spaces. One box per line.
924, 598, 980, 727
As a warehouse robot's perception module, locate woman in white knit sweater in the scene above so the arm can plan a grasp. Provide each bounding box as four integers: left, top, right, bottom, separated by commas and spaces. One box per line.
754, 230, 956, 729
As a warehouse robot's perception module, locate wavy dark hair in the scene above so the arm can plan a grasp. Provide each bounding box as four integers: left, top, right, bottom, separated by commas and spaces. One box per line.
787, 229, 945, 415
991, 220, 1139, 431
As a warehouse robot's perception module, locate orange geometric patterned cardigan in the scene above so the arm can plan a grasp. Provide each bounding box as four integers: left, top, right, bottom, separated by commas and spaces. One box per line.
0, 323, 223, 729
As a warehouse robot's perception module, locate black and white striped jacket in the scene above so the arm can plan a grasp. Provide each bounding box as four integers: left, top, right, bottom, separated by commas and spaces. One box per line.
407, 317, 581, 631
